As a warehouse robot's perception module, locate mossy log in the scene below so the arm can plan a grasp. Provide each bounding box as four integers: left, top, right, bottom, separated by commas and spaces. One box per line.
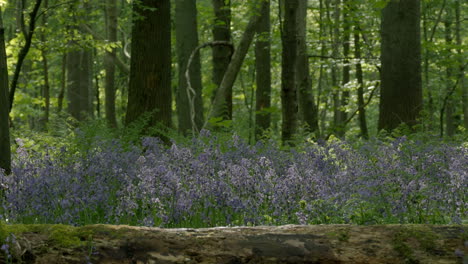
0, 224, 466, 263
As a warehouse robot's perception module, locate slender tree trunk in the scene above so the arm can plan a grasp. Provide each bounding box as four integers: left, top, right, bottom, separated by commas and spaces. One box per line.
337, 0, 350, 137
255, 0, 271, 140
317, 0, 326, 135
212, 0, 232, 119
444, 14, 455, 137
39, 0, 50, 129
281, 0, 300, 145
0, 8, 11, 175
296, 0, 318, 135
104, 0, 118, 127
126, 0, 172, 131
456, 0, 467, 129
378, 0, 422, 132
57, 53, 66, 113
422, 2, 434, 130
354, 30, 368, 139
208, 1, 268, 127
329, 0, 340, 132
175, 0, 204, 135
8, 0, 42, 112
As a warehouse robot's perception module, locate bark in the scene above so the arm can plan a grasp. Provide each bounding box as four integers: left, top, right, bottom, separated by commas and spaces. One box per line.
57, 53, 66, 113
0, 9, 11, 175
212, 0, 232, 119
175, 0, 204, 135
207, 1, 268, 128
281, 0, 300, 145
444, 14, 455, 137
354, 30, 368, 139
67, 49, 92, 122
296, 0, 318, 135
126, 0, 172, 131
378, 0, 422, 132
2, 224, 466, 263
104, 0, 118, 128
337, 0, 350, 137
8, 0, 43, 112
39, 0, 50, 129
456, 0, 467, 129
329, 0, 341, 133
255, 0, 271, 140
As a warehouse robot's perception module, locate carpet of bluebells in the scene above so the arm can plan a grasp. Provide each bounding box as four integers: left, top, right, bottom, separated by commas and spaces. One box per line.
0, 130, 466, 227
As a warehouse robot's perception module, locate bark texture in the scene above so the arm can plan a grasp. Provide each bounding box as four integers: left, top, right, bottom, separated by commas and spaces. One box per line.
67, 49, 92, 122
126, 0, 172, 130
176, 0, 204, 135
254, 0, 271, 140
104, 0, 118, 128
0, 9, 11, 175
208, 1, 268, 127
212, 0, 232, 119
281, 0, 300, 144
2, 224, 466, 264
378, 0, 422, 132
296, 0, 319, 135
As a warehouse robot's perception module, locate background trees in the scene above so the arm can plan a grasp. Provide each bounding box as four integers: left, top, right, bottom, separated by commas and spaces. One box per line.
0, 0, 465, 151
0, 7, 11, 174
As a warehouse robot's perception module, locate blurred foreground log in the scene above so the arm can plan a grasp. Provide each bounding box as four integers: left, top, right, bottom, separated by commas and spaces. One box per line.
1, 224, 466, 263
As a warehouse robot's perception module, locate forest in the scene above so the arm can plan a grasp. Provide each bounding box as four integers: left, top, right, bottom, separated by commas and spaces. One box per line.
0, 0, 466, 233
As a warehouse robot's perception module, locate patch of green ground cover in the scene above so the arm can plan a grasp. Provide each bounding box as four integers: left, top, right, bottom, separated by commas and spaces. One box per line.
391, 225, 441, 263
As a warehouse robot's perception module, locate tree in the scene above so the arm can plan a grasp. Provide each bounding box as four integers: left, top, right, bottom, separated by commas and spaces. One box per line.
281, 0, 300, 144
255, 0, 271, 140
337, 0, 350, 137
67, 1, 93, 122
8, 0, 42, 112
0, 7, 11, 175
208, 0, 268, 126
104, 0, 118, 128
126, 0, 172, 130
212, 0, 232, 119
296, 0, 319, 135
378, 0, 422, 132
354, 29, 368, 139
175, 0, 204, 135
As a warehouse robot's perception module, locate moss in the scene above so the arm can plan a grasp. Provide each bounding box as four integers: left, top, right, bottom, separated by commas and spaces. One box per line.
392, 225, 439, 263
0, 223, 95, 249
326, 227, 350, 242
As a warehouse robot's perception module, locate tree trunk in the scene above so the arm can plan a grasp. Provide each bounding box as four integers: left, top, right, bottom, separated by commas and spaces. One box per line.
2, 224, 465, 264
212, 0, 232, 119
104, 0, 118, 128
39, 0, 50, 130
255, 0, 271, 140
57, 53, 66, 113
208, 1, 268, 127
456, 0, 467, 130
329, 0, 341, 134
444, 14, 455, 137
0, 9, 11, 175
175, 0, 204, 135
296, 0, 318, 135
67, 49, 92, 122
281, 0, 300, 145
378, 0, 422, 132
8, 0, 42, 112
354, 30, 368, 139
337, 0, 350, 137
126, 0, 172, 131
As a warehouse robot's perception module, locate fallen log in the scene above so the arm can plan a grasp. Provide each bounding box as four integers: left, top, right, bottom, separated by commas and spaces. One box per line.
1, 224, 466, 263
